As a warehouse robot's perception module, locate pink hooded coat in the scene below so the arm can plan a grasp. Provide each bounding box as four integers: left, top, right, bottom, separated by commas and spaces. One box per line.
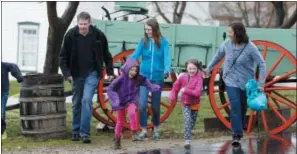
169, 72, 204, 105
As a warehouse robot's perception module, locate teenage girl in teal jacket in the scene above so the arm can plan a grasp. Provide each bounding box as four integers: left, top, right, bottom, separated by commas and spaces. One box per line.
131, 18, 171, 140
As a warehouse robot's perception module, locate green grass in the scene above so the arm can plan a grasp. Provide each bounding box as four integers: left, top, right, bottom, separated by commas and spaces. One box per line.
2, 104, 115, 151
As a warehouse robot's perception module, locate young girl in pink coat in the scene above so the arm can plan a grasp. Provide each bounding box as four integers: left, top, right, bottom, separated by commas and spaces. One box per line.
169, 59, 204, 149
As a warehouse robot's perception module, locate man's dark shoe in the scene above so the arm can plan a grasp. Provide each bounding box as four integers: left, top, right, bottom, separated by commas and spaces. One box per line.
82, 136, 91, 144
72, 134, 80, 141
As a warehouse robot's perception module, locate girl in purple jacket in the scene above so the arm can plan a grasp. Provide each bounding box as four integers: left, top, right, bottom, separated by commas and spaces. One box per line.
107, 58, 161, 149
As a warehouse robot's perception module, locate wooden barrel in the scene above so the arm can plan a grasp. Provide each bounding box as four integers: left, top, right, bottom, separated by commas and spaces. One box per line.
19, 73, 67, 139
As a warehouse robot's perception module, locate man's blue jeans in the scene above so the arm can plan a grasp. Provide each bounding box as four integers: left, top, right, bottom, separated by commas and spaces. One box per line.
225, 86, 247, 137
1, 92, 9, 134
72, 71, 99, 138
138, 80, 164, 128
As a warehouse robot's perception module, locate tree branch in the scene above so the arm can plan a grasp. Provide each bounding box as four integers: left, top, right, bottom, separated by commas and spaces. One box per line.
236, 2, 250, 27
280, 8, 297, 28
177, 2, 187, 23
173, 2, 179, 23
153, 2, 171, 23
47, 2, 58, 28
253, 2, 261, 27
272, 1, 285, 27
184, 13, 201, 24
266, 5, 275, 28
243, 2, 250, 27
61, 2, 79, 25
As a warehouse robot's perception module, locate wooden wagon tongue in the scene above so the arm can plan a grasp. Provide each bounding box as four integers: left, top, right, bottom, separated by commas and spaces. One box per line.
19, 73, 67, 140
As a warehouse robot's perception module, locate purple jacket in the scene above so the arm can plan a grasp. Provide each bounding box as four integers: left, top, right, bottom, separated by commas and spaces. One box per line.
107, 58, 161, 111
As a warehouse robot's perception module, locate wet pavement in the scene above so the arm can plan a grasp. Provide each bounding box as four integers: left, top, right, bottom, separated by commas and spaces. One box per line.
127, 132, 296, 154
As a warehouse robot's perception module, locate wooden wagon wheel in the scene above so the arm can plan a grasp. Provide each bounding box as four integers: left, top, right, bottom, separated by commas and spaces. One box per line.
208, 40, 296, 135
93, 49, 177, 129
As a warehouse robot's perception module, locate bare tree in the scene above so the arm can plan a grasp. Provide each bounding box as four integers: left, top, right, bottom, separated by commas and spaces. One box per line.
280, 8, 297, 28
43, 2, 79, 74
152, 2, 187, 24
210, 1, 296, 28
272, 1, 285, 27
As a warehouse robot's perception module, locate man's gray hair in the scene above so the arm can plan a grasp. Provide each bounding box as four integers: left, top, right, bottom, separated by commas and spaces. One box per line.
77, 11, 91, 21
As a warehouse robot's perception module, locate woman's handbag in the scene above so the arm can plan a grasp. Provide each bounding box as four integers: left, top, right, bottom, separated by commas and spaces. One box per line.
245, 79, 267, 111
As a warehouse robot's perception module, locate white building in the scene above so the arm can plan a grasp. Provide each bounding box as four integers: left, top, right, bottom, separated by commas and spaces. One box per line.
2, 2, 214, 79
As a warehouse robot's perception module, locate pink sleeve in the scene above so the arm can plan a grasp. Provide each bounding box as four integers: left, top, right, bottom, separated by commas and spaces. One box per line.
169, 76, 183, 101
183, 74, 203, 97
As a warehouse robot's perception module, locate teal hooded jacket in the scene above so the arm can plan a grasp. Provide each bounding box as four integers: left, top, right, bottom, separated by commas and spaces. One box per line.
131, 36, 171, 81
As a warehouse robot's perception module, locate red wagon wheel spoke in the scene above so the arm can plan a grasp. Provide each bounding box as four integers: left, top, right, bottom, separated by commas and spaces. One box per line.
264, 69, 296, 87
265, 86, 296, 91
100, 98, 110, 110
262, 46, 268, 60
161, 102, 170, 108
265, 54, 285, 80
271, 91, 296, 106
93, 104, 101, 110
261, 111, 269, 131
267, 101, 287, 123
266, 93, 296, 109
217, 102, 230, 111
246, 111, 255, 133
271, 97, 281, 109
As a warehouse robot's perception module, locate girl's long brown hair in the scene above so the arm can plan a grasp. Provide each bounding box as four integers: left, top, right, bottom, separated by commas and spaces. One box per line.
144, 18, 162, 49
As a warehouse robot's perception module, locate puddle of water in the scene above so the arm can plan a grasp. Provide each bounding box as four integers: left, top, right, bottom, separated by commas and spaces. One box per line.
127, 132, 296, 154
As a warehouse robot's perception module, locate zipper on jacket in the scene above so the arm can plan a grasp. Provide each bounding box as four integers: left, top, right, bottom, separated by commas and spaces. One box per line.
150, 40, 154, 80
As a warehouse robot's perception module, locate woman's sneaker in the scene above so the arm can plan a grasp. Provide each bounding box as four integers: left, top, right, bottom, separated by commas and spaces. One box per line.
184, 140, 191, 149
135, 131, 147, 141
152, 131, 160, 140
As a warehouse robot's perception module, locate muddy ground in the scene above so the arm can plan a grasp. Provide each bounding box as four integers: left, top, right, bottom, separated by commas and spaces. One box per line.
2, 136, 231, 154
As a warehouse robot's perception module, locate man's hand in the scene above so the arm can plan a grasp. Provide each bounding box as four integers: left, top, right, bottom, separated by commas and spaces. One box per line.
66, 76, 73, 83
107, 75, 114, 81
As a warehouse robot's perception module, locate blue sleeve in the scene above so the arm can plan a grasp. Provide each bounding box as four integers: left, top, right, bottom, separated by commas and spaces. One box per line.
206, 41, 227, 73
131, 39, 144, 60
250, 43, 266, 87
6, 62, 24, 83
163, 39, 171, 73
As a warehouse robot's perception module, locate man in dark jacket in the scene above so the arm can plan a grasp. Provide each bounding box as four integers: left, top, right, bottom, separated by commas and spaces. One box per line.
1, 62, 24, 139
59, 11, 114, 143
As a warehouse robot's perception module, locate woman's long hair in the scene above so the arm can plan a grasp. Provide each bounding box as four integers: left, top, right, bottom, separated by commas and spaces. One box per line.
230, 21, 249, 44
144, 18, 162, 49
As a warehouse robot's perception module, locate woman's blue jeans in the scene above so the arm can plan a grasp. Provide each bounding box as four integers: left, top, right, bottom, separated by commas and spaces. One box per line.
138, 80, 164, 128
225, 86, 247, 137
